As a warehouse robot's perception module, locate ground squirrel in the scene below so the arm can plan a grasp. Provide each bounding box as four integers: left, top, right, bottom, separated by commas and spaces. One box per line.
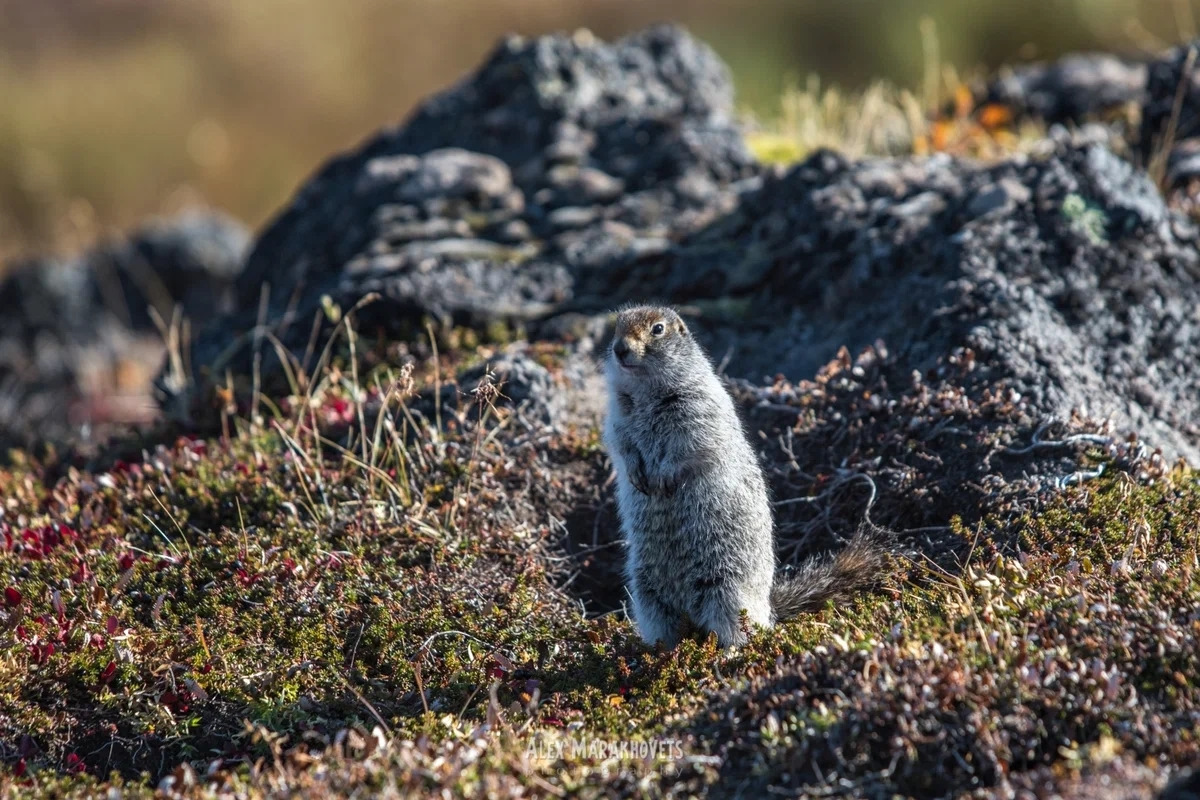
602, 304, 886, 648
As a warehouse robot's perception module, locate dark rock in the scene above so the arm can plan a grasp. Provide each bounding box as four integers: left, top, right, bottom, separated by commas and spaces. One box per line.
404, 341, 605, 437
384, 24, 753, 193
1166, 137, 1200, 184
356, 148, 518, 206
978, 41, 1200, 194
965, 177, 1031, 219
545, 165, 625, 206
112, 212, 249, 327
1136, 37, 1200, 212
542, 122, 595, 165
658, 143, 1200, 463
981, 53, 1146, 124
547, 206, 601, 230
459, 343, 604, 430
1160, 768, 1200, 800
1140, 40, 1200, 162
490, 219, 534, 243
172, 24, 755, 414
0, 211, 248, 448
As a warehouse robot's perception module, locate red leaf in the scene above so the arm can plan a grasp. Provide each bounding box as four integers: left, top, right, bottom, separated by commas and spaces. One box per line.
106, 616, 119, 635
100, 660, 117, 684
4, 587, 21, 607
71, 560, 91, 584
161, 691, 184, 714
13, 759, 24, 777
28, 643, 55, 664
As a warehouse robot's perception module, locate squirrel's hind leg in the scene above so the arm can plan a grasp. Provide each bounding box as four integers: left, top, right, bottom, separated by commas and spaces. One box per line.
629, 583, 683, 648
695, 588, 772, 649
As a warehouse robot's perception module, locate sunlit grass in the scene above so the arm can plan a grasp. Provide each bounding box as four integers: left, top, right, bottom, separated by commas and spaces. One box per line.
746, 75, 929, 163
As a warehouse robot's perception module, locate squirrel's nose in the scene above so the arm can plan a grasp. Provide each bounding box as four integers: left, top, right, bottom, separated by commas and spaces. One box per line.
613, 339, 631, 360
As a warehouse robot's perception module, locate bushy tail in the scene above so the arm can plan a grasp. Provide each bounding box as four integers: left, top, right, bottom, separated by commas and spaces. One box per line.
770, 529, 891, 620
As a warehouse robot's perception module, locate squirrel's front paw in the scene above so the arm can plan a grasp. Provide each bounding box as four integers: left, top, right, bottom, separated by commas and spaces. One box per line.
652, 461, 697, 496
630, 453, 686, 496
647, 473, 679, 497
630, 453, 652, 496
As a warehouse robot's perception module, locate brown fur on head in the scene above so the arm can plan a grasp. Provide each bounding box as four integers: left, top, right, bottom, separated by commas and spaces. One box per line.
607, 305, 697, 383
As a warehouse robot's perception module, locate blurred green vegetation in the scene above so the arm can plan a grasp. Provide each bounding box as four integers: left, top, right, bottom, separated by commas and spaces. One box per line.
0, 0, 1196, 259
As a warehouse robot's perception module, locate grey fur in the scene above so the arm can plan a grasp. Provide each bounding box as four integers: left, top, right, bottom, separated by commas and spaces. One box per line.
602, 304, 885, 647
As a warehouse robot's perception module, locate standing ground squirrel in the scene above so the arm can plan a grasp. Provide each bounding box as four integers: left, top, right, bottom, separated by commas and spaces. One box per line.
602, 304, 887, 648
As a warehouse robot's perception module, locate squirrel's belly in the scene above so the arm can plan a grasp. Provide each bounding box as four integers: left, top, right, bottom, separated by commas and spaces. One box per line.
619, 493, 680, 538
623, 491, 765, 559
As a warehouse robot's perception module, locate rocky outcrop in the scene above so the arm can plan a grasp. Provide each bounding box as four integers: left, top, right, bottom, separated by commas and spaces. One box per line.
176, 24, 756, 401
0, 212, 248, 448
1141, 39, 1200, 186
980, 52, 1146, 124
663, 142, 1200, 463
168, 26, 1200, 472
978, 39, 1200, 186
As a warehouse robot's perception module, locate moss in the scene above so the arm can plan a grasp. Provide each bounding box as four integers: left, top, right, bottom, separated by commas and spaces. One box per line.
744, 131, 807, 165
1061, 191, 1110, 244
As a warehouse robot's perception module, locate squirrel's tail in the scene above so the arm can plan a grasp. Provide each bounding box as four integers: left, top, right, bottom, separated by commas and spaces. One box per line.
770, 528, 891, 621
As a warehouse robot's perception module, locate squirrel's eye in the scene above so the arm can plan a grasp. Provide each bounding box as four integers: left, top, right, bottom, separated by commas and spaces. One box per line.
651, 322, 666, 336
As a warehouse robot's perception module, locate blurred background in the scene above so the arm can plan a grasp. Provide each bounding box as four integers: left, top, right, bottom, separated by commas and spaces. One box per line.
0, 0, 1196, 262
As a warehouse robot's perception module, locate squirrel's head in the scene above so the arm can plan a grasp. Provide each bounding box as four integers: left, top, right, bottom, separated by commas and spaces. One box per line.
607, 305, 697, 385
